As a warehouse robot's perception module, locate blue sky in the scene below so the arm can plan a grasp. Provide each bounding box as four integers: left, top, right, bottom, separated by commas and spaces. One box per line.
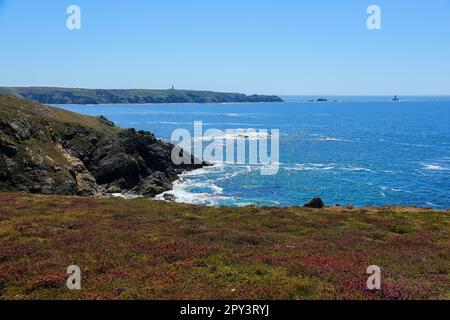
0, 0, 449, 95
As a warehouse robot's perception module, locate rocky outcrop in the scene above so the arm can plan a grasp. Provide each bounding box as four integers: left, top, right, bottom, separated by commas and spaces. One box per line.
303, 198, 325, 209
55, 143, 100, 196
0, 96, 207, 197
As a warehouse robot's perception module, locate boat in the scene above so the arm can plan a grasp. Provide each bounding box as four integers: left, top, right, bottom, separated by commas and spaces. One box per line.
392, 95, 399, 101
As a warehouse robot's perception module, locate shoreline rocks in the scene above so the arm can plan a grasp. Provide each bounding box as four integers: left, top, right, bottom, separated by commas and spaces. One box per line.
0, 96, 207, 198
303, 198, 325, 209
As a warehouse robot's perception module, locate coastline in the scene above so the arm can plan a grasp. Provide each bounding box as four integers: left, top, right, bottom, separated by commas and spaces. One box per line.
0, 96, 208, 198
3, 95, 449, 209
153, 164, 448, 209
0, 87, 284, 105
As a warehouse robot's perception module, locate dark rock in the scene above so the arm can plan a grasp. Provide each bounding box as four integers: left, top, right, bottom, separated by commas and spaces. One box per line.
132, 172, 172, 197
54, 180, 77, 195
0, 139, 17, 157
98, 115, 115, 127
10, 120, 33, 140
303, 198, 325, 209
163, 194, 176, 202
95, 153, 143, 186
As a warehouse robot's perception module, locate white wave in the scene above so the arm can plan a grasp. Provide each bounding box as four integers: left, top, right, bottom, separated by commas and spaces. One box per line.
389, 187, 413, 194
286, 163, 335, 171
110, 193, 142, 200
285, 163, 376, 173
398, 143, 432, 148
342, 167, 373, 172
316, 136, 359, 143
155, 162, 234, 205
157, 179, 233, 206
378, 186, 413, 196
194, 129, 271, 142
182, 163, 225, 177
422, 164, 449, 171
234, 199, 281, 207
216, 166, 253, 181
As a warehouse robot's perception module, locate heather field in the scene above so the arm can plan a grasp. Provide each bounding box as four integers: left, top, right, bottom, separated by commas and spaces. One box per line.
0, 193, 448, 300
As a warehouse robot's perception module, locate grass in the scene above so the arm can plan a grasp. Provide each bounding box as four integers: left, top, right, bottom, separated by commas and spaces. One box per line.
0, 193, 448, 300
0, 95, 120, 135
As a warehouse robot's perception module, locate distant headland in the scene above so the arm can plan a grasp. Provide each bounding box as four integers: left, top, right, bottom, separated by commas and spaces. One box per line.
0, 87, 284, 105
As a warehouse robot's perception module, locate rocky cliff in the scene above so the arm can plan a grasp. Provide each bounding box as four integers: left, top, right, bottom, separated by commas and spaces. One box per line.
0, 96, 206, 197
0, 87, 284, 104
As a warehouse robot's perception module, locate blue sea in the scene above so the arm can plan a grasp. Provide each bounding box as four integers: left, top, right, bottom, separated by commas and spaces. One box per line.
58, 96, 450, 209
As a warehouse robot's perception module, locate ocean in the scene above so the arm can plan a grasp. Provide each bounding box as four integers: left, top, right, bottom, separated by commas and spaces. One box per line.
58, 96, 450, 209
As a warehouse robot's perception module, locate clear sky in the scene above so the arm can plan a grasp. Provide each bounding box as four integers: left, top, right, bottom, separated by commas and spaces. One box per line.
0, 0, 449, 95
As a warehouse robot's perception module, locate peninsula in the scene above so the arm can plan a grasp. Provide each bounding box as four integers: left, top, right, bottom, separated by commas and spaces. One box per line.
0, 87, 284, 105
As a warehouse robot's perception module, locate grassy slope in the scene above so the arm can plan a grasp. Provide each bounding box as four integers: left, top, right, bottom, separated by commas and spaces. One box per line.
0, 193, 448, 300
0, 96, 120, 134
0, 96, 121, 192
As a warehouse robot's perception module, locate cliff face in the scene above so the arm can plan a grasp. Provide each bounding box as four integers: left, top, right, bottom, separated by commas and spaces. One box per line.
0, 87, 284, 104
0, 96, 205, 197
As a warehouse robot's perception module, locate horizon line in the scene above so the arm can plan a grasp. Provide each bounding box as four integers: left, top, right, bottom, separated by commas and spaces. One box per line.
1, 85, 450, 97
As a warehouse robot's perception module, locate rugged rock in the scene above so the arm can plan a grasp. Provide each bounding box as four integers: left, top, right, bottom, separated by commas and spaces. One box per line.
0, 96, 207, 197
163, 194, 176, 202
303, 198, 325, 209
98, 115, 115, 127
0, 138, 17, 157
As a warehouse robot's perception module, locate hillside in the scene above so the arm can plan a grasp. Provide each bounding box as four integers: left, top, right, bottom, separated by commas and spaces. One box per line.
0, 87, 284, 104
0, 193, 448, 300
0, 95, 205, 197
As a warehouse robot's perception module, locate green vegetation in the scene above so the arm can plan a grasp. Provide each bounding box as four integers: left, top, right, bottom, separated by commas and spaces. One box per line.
0, 194, 448, 300
0, 87, 283, 104
0, 95, 119, 133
